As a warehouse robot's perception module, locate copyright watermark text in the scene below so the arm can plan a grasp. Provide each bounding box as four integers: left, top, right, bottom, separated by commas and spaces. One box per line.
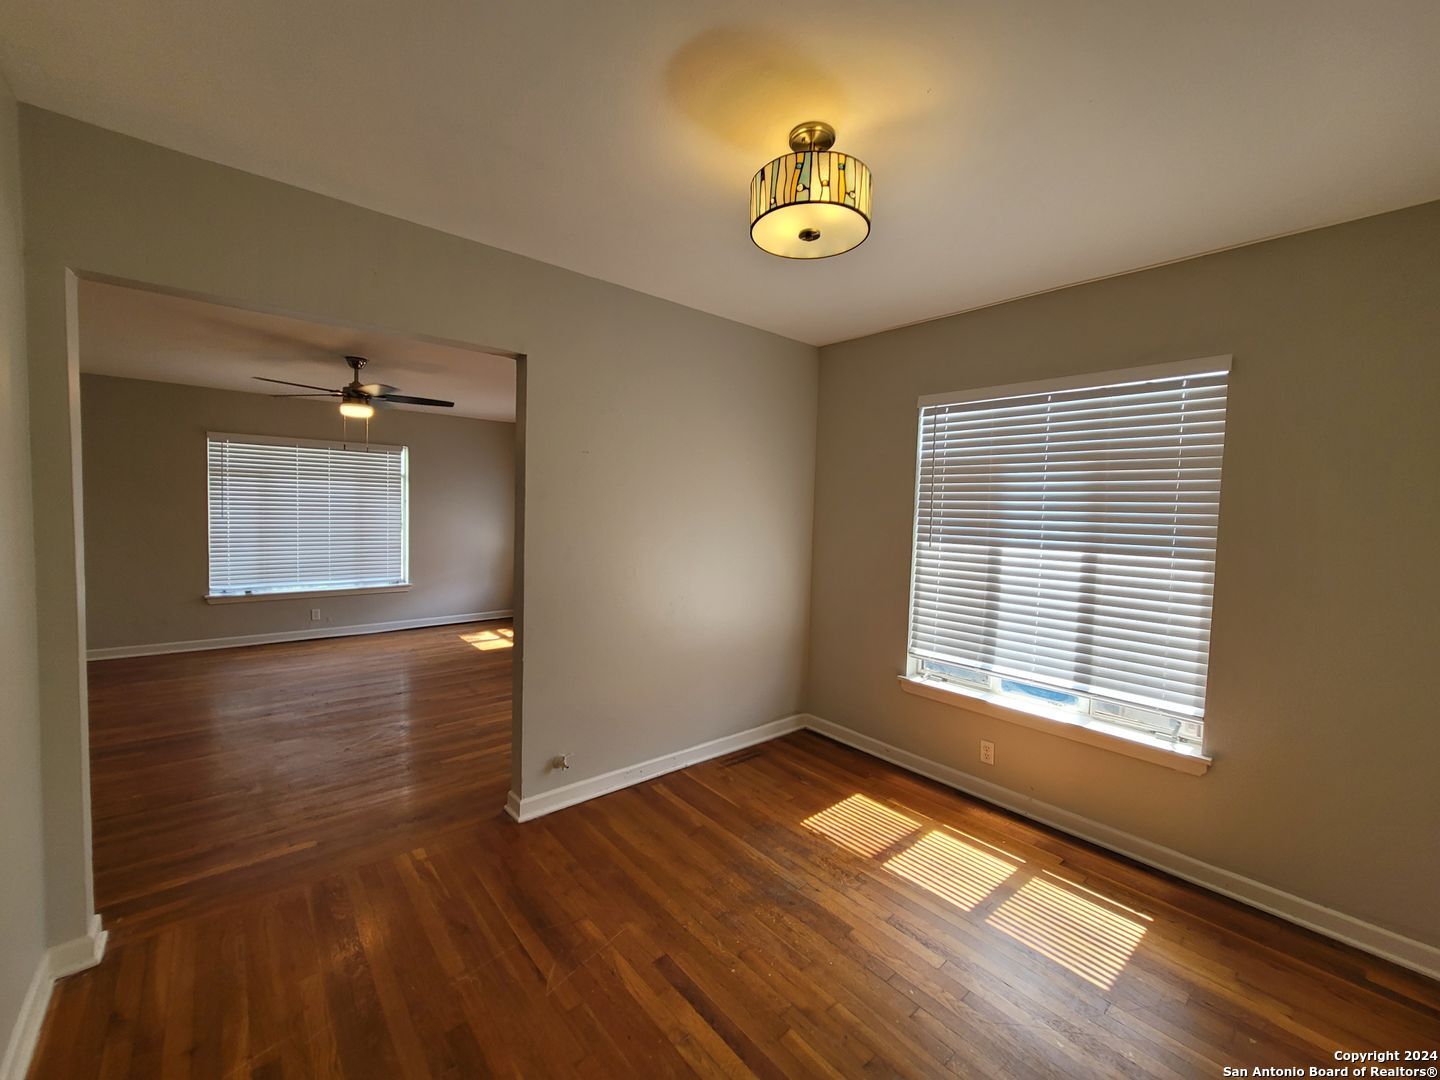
1221, 1050, 1439, 1077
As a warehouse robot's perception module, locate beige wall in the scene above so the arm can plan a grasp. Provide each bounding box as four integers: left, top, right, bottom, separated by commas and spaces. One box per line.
809, 200, 1440, 947
21, 108, 818, 945
80, 375, 515, 651
27, 100, 1434, 973
0, 74, 47, 1067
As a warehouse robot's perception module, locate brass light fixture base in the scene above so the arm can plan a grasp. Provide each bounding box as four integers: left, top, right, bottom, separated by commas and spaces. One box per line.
788, 121, 836, 153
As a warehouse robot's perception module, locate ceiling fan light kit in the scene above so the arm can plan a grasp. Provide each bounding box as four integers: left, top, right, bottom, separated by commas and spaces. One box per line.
338, 400, 375, 419
750, 121, 872, 260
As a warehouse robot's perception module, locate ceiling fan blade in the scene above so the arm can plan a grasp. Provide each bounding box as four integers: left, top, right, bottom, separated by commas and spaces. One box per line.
254, 376, 341, 392
269, 392, 340, 398
357, 383, 398, 396
373, 393, 455, 408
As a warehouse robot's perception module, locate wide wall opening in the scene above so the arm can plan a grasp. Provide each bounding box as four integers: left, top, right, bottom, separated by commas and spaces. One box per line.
73, 277, 521, 938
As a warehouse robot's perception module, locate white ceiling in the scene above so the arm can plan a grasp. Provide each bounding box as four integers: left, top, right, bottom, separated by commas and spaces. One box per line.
5, 2, 1439, 346
78, 280, 517, 422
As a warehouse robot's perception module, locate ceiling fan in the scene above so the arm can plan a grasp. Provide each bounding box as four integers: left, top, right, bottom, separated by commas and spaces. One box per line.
254, 355, 454, 419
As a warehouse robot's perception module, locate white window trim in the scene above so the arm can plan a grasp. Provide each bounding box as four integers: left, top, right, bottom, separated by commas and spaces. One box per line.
917, 355, 1231, 407
205, 583, 413, 605
897, 673, 1212, 775
904, 355, 1232, 772
208, 430, 405, 453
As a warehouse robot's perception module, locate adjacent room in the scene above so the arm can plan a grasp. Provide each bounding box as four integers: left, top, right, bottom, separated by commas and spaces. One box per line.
0, 3, 1436, 1079
74, 280, 517, 935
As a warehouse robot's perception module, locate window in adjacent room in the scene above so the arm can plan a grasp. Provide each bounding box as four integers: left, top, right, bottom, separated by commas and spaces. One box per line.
906, 358, 1230, 754
206, 432, 408, 598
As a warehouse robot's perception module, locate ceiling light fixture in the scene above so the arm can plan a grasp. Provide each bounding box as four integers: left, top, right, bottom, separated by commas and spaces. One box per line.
255, 355, 454, 423
339, 400, 375, 419
750, 121, 872, 259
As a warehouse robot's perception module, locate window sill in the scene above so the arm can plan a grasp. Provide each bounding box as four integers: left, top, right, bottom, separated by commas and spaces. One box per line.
205, 584, 412, 605
896, 674, 1212, 776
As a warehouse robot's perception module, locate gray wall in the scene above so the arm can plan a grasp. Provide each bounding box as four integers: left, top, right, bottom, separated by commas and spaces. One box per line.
21, 108, 818, 947
0, 74, 47, 1069
80, 375, 515, 651
808, 200, 1440, 947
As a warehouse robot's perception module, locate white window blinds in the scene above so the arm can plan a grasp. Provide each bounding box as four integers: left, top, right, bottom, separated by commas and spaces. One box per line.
908, 359, 1230, 737
207, 433, 408, 597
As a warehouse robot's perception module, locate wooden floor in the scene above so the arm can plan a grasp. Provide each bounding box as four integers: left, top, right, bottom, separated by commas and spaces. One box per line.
84, 620, 516, 940
30, 624, 1440, 1078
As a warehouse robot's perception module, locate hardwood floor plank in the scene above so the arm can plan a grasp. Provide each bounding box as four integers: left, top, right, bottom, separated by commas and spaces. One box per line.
24, 622, 1440, 1078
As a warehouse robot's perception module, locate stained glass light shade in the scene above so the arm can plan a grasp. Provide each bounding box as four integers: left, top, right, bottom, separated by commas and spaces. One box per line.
751, 143, 872, 259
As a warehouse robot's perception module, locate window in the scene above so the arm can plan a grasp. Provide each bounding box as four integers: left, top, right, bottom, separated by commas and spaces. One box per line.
906, 358, 1230, 753
207, 433, 408, 598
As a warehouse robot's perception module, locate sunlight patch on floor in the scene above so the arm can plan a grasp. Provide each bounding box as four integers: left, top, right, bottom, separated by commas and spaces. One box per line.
883, 829, 1018, 912
461, 627, 514, 651
801, 793, 1150, 989
802, 794, 920, 857
985, 873, 1150, 988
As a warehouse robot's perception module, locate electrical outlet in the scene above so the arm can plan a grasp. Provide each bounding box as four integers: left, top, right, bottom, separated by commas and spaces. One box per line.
310, 608, 321, 622
980, 739, 995, 766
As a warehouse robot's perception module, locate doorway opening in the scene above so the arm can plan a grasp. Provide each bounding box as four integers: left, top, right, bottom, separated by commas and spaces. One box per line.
74, 277, 521, 939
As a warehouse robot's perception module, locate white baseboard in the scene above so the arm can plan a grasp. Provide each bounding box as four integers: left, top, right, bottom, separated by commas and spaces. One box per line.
802, 714, 1440, 982
508, 714, 805, 822
1, 915, 107, 1080
87, 610, 513, 661
47, 915, 108, 980
0, 956, 50, 1080
507, 708, 1439, 980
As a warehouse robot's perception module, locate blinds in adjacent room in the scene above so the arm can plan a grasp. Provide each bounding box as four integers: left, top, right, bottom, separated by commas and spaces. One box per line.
908, 359, 1230, 736
207, 433, 408, 597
